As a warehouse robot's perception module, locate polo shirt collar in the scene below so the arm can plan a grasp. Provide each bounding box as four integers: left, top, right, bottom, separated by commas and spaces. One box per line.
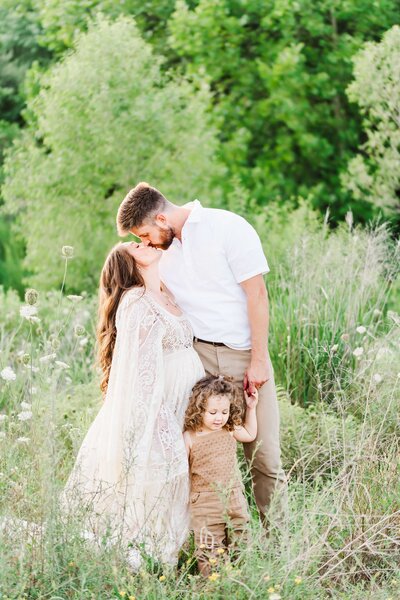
185, 199, 202, 223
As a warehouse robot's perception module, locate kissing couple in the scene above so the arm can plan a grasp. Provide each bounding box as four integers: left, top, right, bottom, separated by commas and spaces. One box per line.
62, 182, 287, 573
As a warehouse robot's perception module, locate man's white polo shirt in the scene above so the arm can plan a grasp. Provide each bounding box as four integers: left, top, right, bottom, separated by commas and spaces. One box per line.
159, 201, 269, 350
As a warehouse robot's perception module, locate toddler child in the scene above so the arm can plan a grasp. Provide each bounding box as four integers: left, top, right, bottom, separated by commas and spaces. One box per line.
183, 374, 258, 576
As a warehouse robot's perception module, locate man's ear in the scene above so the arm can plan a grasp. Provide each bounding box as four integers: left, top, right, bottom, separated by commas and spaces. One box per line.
155, 213, 167, 226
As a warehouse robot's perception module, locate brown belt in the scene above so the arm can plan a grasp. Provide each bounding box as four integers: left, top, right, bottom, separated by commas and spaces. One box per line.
193, 337, 226, 347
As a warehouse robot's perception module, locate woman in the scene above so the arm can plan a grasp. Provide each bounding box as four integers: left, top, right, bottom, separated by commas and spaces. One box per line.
62, 241, 205, 568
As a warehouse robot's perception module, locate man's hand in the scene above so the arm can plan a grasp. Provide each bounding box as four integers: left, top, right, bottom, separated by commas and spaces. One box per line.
243, 359, 272, 395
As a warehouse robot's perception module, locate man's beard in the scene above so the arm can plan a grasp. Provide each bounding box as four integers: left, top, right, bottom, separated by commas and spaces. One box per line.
152, 226, 175, 250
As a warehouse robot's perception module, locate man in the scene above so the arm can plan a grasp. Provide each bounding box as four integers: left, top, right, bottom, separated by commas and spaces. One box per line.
116, 182, 287, 525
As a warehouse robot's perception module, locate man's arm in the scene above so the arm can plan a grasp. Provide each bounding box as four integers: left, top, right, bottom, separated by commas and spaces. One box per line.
240, 274, 271, 394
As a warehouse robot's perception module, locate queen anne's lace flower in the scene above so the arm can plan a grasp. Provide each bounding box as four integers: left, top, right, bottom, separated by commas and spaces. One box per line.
1, 366, 16, 381
356, 325, 367, 334
16, 437, 30, 444
353, 347, 364, 357
18, 411, 33, 421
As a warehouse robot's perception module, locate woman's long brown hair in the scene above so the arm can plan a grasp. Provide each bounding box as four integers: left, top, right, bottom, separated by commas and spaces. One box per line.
97, 243, 144, 394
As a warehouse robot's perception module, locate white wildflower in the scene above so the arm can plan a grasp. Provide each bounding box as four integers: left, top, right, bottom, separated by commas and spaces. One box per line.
341, 333, 350, 342
356, 326, 367, 334
20, 402, 31, 410
353, 347, 364, 358
331, 344, 339, 353
79, 337, 88, 347
20, 305, 37, 319
1, 366, 16, 381
16, 436, 30, 444
24, 364, 39, 373
269, 594, 281, 600
0, 414, 7, 422
55, 361, 70, 369
61, 245, 74, 258
39, 353, 57, 363
373, 373, 383, 384
31, 386, 37, 395
17, 411, 33, 421
67, 295, 83, 303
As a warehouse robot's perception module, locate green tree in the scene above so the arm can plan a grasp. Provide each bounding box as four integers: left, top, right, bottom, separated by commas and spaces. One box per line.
2, 16, 220, 292
169, 0, 399, 222
342, 25, 400, 217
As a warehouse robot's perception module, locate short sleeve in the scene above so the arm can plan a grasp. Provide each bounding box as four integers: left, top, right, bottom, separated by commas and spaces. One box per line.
222, 213, 269, 283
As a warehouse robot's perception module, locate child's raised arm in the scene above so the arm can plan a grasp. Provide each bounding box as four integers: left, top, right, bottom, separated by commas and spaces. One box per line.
232, 390, 258, 443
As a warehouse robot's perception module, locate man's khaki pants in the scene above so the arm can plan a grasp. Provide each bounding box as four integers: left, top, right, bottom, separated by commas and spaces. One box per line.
194, 341, 288, 524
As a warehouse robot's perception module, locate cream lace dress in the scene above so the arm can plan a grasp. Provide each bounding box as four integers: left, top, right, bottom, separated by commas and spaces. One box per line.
62, 287, 205, 565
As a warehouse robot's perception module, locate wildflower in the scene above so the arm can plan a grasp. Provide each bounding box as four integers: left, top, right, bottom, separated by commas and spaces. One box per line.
159, 575, 166, 581
268, 587, 275, 593
269, 594, 281, 600
40, 353, 57, 363
356, 325, 366, 334
61, 246, 74, 258
51, 337, 61, 350
331, 344, 339, 353
22, 354, 31, 365
208, 573, 220, 581
216, 548, 225, 554
55, 361, 70, 369
24, 364, 39, 372
16, 437, 30, 444
24, 289, 39, 306
129, 596, 136, 600
18, 411, 33, 422
1, 367, 16, 381
294, 576, 303, 584
31, 386, 37, 395
263, 575, 271, 581
373, 373, 383, 384
67, 295, 83, 303
209, 558, 217, 565
341, 333, 350, 342
80, 337, 89, 347
118, 592, 126, 598
74, 324, 85, 337
68, 561, 75, 567
20, 305, 37, 319
352, 347, 364, 358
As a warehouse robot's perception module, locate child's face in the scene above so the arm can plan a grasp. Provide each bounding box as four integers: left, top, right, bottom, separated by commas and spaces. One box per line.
202, 394, 230, 431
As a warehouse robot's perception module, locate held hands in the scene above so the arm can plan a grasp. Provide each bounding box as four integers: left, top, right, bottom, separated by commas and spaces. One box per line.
243, 359, 272, 396
244, 388, 258, 410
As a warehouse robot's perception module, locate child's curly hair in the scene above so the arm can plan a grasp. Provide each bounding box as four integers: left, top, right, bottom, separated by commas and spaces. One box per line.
184, 374, 244, 432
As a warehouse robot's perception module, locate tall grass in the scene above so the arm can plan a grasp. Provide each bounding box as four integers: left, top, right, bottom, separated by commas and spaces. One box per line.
0, 213, 399, 599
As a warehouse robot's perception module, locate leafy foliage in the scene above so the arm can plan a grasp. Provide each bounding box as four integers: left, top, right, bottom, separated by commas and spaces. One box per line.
169, 0, 399, 221
2, 16, 220, 291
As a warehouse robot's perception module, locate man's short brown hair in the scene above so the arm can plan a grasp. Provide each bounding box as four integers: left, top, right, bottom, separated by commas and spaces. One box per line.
116, 182, 168, 236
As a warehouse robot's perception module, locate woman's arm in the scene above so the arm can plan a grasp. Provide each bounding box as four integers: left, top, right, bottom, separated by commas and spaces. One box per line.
232, 390, 258, 443
183, 430, 193, 457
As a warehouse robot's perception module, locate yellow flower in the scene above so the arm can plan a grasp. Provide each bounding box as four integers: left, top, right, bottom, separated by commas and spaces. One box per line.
208, 573, 220, 582
129, 596, 136, 600
68, 561, 75, 567
263, 575, 270, 581
159, 575, 166, 581
268, 587, 275, 593
216, 548, 225, 554
119, 592, 126, 598
209, 558, 217, 565
294, 576, 303, 585
199, 543, 206, 548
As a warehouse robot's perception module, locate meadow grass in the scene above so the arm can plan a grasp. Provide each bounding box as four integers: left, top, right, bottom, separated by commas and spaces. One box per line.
0, 216, 399, 599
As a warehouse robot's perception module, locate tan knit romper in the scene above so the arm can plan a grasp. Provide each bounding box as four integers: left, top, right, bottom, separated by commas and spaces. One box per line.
189, 428, 249, 572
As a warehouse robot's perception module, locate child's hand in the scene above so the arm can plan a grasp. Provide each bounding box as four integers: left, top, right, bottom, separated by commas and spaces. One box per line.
244, 388, 258, 409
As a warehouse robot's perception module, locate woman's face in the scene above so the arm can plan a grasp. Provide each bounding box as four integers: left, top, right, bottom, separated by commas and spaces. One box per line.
124, 241, 162, 268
